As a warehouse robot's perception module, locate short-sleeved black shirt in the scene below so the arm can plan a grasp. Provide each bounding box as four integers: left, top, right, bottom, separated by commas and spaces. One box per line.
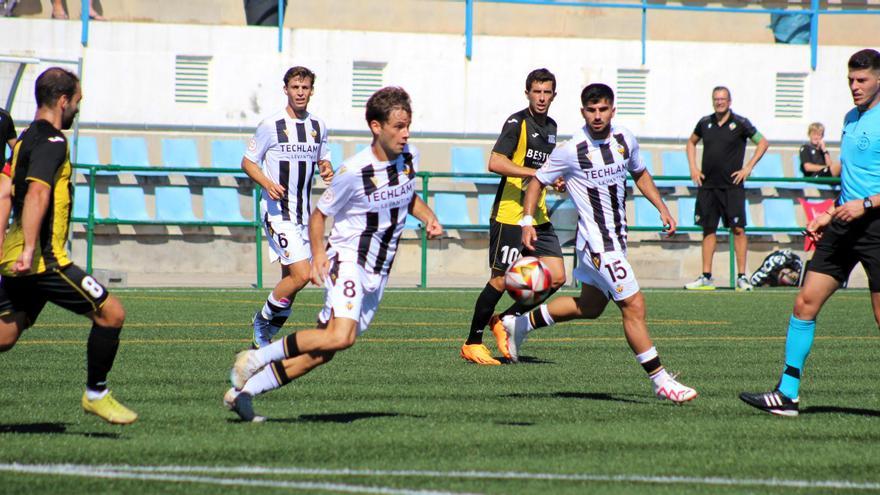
693, 111, 758, 189
0, 108, 16, 163
799, 143, 830, 177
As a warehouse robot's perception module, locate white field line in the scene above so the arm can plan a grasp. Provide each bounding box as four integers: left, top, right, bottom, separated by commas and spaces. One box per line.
2, 463, 879, 492
0, 463, 479, 495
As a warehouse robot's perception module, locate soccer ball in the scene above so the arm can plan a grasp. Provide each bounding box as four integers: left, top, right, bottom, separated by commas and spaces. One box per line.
504, 256, 552, 305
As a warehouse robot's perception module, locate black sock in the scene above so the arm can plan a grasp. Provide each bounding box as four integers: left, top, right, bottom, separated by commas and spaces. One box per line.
270, 361, 293, 386
737, 273, 745, 279
270, 316, 289, 328
466, 284, 504, 345
500, 286, 560, 318
86, 324, 122, 392
530, 306, 552, 330
640, 356, 663, 376
702, 272, 712, 279
283, 332, 301, 358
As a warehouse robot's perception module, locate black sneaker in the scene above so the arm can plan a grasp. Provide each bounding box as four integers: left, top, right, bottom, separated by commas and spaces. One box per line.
739, 390, 799, 417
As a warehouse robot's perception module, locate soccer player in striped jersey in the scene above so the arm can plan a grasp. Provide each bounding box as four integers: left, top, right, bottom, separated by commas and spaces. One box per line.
225, 87, 443, 421
242, 66, 334, 349
461, 68, 567, 366
502, 83, 698, 403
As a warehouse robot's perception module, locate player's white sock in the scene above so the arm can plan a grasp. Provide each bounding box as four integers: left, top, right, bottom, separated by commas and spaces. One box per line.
254, 339, 287, 367
85, 388, 109, 401
242, 365, 282, 396
261, 293, 291, 321
635, 346, 670, 386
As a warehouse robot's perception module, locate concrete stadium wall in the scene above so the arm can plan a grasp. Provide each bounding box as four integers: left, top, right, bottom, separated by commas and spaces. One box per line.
0, 18, 871, 142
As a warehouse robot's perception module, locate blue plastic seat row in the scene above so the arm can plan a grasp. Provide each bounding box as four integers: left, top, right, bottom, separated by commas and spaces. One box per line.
72, 186, 248, 223
634, 196, 799, 231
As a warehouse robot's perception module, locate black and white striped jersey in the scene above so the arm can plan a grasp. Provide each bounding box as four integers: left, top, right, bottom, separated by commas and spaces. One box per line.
316, 145, 419, 276
245, 108, 331, 224
536, 124, 645, 254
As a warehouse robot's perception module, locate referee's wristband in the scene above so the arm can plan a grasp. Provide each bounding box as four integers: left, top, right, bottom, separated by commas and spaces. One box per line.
519, 215, 534, 227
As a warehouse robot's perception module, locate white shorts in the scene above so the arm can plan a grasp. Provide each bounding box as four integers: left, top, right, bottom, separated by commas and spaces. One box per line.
262, 213, 311, 265
573, 249, 640, 301
317, 258, 388, 336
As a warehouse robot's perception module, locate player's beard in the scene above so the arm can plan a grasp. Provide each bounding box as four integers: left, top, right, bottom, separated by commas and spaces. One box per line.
61, 107, 78, 130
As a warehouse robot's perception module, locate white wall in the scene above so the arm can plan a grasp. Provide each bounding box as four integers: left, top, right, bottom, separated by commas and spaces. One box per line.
0, 18, 863, 141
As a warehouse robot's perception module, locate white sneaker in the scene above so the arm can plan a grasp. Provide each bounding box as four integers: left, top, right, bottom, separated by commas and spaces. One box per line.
654, 375, 698, 404
230, 350, 262, 390
736, 276, 754, 292
223, 388, 266, 422
684, 275, 715, 290
501, 315, 529, 363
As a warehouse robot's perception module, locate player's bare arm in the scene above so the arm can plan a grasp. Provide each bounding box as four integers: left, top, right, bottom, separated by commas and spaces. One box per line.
488, 152, 536, 179
632, 168, 676, 236
833, 193, 880, 223
307, 208, 330, 286
0, 175, 11, 257
686, 133, 703, 186
318, 159, 333, 184
731, 135, 769, 185
13, 180, 51, 274
409, 195, 443, 239
241, 156, 285, 200
520, 177, 547, 251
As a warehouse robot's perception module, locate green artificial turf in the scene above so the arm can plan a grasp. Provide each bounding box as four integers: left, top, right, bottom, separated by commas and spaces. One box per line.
1, 288, 879, 494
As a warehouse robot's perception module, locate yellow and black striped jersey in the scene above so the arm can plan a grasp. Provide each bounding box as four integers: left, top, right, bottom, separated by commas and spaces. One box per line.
0, 120, 73, 275
490, 108, 557, 225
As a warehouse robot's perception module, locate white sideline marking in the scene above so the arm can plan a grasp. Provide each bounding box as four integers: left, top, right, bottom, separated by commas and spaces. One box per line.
2, 463, 879, 491
0, 463, 478, 495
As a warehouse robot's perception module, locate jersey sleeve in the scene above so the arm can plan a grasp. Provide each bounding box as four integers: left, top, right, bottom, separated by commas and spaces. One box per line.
1, 113, 15, 143
798, 145, 812, 168
27, 138, 67, 186
244, 121, 272, 164
535, 142, 574, 185
627, 134, 646, 174
491, 116, 522, 158
693, 119, 704, 138
740, 117, 758, 139
406, 144, 420, 173
319, 121, 331, 162
316, 166, 356, 218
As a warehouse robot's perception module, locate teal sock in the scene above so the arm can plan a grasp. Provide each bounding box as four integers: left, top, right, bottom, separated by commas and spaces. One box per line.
777, 314, 815, 400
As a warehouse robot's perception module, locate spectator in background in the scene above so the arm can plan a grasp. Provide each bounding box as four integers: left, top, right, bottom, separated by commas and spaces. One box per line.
684, 86, 770, 292
799, 122, 840, 177
244, 0, 287, 26
3, 0, 104, 20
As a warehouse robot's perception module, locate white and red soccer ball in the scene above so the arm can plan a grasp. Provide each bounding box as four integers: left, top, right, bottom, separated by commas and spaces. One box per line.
504, 256, 552, 305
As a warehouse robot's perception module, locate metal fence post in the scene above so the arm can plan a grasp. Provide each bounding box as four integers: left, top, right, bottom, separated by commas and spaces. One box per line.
85, 166, 96, 274
254, 185, 263, 289
420, 173, 430, 288
465, 0, 474, 60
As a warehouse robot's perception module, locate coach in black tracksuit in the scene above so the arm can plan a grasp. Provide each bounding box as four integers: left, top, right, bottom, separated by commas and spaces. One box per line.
684, 86, 769, 291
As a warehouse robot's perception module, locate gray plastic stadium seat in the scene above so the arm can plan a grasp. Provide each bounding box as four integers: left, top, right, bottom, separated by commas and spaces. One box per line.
155, 186, 199, 222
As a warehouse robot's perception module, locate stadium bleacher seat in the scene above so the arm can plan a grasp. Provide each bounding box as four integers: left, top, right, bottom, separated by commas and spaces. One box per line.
210, 140, 247, 177
72, 136, 102, 166
641, 151, 655, 175
762, 198, 798, 230
355, 143, 369, 153
451, 146, 495, 184
660, 151, 691, 186
155, 186, 199, 222
677, 197, 696, 228
73, 185, 102, 219
433, 193, 473, 227
326, 142, 344, 170
477, 194, 495, 225
203, 187, 247, 222
111, 137, 161, 175
752, 152, 795, 189
108, 186, 151, 221
634, 196, 663, 227
161, 138, 201, 169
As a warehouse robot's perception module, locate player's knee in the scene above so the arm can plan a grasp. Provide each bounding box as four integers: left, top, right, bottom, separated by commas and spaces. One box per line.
0, 327, 21, 352
732, 227, 746, 236
94, 297, 126, 328
618, 294, 646, 319
550, 272, 567, 289
328, 331, 356, 351
793, 294, 818, 319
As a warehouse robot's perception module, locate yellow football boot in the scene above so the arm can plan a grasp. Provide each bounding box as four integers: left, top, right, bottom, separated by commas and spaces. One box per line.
82, 391, 138, 425
460, 343, 501, 365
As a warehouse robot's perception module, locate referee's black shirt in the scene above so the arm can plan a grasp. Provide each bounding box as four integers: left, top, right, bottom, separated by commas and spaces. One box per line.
693, 111, 758, 189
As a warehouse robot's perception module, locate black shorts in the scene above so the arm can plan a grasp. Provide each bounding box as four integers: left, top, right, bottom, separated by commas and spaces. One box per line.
808, 212, 880, 291
489, 221, 563, 272
695, 187, 747, 234
0, 264, 110, 326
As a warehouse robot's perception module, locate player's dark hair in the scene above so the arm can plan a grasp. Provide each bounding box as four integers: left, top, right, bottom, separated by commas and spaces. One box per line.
34, 67, 79, 108
283, 66, 315, 86
848, 49, 880, 72
712, 86, 731, 99
525, 68, 556, 93
365, 87, 411, 124
580, 83, 615, 106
